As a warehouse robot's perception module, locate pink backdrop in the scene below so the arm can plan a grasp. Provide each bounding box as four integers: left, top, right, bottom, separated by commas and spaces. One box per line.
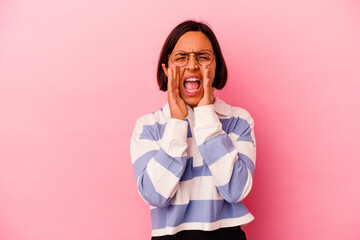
1, 0, 360, 239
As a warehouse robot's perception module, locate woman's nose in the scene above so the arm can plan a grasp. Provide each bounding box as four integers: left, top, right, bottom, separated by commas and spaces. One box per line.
186, 54, 199, 70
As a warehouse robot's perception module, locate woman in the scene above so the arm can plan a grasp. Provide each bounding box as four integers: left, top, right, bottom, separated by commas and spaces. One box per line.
130, 20, 256, 240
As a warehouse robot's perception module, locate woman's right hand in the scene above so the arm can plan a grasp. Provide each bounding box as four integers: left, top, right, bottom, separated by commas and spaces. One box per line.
162, 64, 188, 120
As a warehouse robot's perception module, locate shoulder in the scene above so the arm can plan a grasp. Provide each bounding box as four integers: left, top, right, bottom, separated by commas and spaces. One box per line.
135, 104, 170, 126
215, 98, 254, 125
229, 106, 254, 125
132, 106, 170, 141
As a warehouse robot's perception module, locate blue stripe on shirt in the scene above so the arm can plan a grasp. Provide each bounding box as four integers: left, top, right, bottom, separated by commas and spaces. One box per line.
139, 121, 192, 141
198, 133, 235, 166
150, 200, 250, 229
238, 152, 255, 177
134, 153, 213, 184
184, 118, 193, 138
217, 157, 249, 202
139, 122, 167, 141
180, 157, 212, 181
220, 117, 253, 142
153, 148, 187, 178
133, 150, 158, 179
138, 171, 173, 207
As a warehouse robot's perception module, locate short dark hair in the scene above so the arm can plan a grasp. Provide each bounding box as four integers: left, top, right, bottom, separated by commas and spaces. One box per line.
157, 20, 228, 91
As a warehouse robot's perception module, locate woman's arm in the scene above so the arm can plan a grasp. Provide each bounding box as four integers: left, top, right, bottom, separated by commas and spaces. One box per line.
131, 65, 190, 208
130, 117, 188, 208
193, 105, 256, 203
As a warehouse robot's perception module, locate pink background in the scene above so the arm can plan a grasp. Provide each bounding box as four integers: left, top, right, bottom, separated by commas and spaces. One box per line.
1, 0, 360, 239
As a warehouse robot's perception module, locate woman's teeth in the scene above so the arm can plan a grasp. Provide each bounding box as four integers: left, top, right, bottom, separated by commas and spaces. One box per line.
186, 78, 199, 82
184, 78, 201, 92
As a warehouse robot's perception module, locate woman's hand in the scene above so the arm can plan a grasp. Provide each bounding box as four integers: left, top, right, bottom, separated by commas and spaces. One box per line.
197, 65, 215, 107
163, 64, 188, 120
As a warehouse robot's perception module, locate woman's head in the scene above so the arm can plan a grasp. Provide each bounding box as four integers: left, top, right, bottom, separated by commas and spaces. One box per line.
157, 20, 227, 108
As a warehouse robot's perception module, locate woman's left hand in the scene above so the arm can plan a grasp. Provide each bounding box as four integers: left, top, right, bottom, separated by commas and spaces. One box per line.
197, 65, 215, 107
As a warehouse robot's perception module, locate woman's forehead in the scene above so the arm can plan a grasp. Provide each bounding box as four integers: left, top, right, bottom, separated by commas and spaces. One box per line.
172, 31, 213, 52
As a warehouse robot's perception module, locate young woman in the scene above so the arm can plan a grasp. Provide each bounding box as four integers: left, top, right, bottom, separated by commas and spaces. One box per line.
130, 20, 256, 240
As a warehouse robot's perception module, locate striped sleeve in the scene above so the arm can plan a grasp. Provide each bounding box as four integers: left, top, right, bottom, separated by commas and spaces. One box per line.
193, 104, 256, 203
130, 117, 188, 207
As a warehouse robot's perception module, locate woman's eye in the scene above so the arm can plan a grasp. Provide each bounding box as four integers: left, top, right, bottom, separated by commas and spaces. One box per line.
198, 55, 211, 60
175, 57, 187, 61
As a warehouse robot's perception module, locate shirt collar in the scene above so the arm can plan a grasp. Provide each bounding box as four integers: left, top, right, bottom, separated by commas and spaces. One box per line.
213, 97, 232, 116
162, 97, 231, 118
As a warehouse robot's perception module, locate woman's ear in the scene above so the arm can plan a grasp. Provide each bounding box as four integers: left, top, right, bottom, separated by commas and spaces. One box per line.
161, 63, 168, 78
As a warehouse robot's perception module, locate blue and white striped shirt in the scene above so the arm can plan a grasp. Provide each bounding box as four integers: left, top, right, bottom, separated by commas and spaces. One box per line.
130, 98, 256, 236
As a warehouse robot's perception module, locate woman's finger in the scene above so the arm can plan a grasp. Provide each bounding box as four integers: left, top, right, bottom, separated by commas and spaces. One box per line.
206, 66, 214, 100
167, 67, 175, 99
177, 66, 181, 91
203, 65, 210, 99
173, 65, 180, 97
174, 65, 179, 88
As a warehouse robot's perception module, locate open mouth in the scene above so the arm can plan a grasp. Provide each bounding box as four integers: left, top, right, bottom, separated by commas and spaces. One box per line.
184, 77, 201, 96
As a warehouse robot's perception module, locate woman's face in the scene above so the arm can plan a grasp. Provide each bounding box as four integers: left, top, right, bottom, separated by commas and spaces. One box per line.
163, 31, 216, 108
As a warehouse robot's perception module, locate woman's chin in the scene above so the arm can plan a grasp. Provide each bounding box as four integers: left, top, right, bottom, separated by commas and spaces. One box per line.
183, 97, 201, 108
181, 89, 203, 108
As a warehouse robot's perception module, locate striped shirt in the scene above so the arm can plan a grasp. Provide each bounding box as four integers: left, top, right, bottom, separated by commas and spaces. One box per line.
130, 98, 256, 237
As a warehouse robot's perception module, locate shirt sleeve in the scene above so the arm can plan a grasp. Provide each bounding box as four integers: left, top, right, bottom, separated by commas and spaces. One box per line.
193, 104, 256, 203
130, 117, 188, 207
